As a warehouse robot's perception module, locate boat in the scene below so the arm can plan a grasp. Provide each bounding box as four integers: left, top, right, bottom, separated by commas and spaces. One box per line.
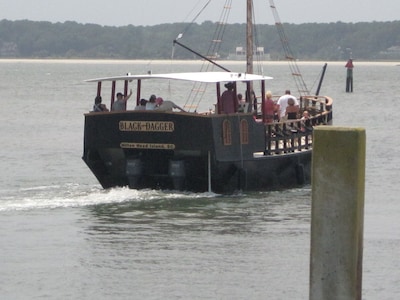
82, 1, 333, 194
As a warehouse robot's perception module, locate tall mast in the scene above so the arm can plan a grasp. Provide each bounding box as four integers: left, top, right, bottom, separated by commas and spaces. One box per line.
246, 0, 253, 74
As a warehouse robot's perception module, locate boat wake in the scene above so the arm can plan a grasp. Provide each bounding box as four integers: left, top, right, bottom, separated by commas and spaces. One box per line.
0, 183, 219, 212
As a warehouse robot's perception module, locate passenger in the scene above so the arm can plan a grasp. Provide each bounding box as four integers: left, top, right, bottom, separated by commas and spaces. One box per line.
220, 82, 236, 114
277, 90, 299, 120
285, 97, 300, 120
237, 93, 246, 112
263, 91, 275, 123
146, 94, 157, 110
92, 95, 109, 112
247, 90, 257, 111
112, 89, 133, 111
135, 98, 148, 110
155, 97, 185, 112
237, 93, 245, 105
300, 110, 312, 132
273, 97, 280, 121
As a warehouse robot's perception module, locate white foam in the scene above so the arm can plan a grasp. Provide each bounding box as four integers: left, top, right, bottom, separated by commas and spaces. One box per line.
0, 184, 219, 212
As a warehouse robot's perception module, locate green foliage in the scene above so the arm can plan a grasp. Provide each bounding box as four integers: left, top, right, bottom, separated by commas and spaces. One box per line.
1, 19, 400, 60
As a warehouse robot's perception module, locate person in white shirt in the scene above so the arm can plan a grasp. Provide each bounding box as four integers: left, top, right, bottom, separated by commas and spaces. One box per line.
145, 94, 157, 110
277, 90, 299, 120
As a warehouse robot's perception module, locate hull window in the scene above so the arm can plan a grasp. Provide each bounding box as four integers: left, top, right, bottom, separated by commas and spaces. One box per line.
222, 120, 232, 145
240, 119, 249, 144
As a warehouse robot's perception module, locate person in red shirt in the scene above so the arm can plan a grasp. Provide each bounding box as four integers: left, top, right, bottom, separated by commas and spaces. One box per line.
263, 91, 275, 123
220, 82, 237, 114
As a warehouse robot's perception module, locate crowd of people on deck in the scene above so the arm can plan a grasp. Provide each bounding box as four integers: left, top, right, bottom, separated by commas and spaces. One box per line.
91, 90, 185, 113
263, 89, 311, 131
217, 83, 314, 132
90, 84, 311, 129
218, 83, 310, 125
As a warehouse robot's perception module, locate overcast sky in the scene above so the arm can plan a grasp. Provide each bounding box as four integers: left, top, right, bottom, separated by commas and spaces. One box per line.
1, 0, 399, 26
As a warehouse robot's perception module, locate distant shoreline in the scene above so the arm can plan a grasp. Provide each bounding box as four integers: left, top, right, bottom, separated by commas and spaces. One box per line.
0, 58, 398, 66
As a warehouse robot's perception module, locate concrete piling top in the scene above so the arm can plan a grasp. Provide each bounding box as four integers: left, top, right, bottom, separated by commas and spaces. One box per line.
310, 127, 365, 300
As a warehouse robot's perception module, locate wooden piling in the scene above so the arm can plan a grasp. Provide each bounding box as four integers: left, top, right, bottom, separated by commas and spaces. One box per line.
345, 59, 354, 92
310, 127, 365, 300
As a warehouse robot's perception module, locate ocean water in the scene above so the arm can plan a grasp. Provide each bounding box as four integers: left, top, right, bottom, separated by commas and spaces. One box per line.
0, 59, 399, 299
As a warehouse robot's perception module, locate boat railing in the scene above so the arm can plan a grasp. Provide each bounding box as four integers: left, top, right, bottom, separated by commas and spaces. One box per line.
262, 95, 332, 155
263, 119, 312, 155
254, 94, 332, 115
300, 95, 333, 112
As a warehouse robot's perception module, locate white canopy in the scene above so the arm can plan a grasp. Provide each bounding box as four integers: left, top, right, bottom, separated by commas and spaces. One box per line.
85, 72, 272, 83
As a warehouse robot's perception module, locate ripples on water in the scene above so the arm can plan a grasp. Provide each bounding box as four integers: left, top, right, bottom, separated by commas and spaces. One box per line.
1, 60, 400, 299
1, 184, 312, 299
84, 189, 312, 299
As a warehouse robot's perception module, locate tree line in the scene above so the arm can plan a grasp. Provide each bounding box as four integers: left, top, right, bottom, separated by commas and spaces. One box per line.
0, 19, 399, 60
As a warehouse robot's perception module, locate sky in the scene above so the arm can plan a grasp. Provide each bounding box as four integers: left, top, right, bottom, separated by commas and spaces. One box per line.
0, 0, 399, 27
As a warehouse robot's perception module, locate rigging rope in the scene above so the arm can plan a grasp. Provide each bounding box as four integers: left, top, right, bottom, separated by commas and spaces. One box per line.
190, 0, 233, 111
268, 0, 310, 96
171, 0, 211, 60
172, 0, 267, 112
176, 0, 232, 112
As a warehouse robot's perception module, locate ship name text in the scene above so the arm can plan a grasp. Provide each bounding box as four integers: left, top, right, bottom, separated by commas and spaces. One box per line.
119, 121, 174, 132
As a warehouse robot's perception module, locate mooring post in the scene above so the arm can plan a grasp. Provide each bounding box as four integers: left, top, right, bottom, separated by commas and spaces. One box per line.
310, 127, 365, 300
345, 59, 354, 92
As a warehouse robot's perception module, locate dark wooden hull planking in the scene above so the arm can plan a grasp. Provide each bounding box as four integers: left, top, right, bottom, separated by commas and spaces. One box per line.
83, 110, 329, 193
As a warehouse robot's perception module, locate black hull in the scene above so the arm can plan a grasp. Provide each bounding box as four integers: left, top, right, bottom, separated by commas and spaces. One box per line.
83, 111, 320, 194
